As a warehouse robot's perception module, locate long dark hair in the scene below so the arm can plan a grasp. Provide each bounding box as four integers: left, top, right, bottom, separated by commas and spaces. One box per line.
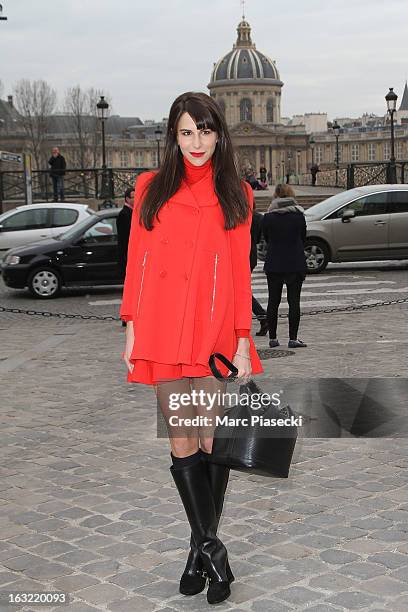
138, 91, 250, 230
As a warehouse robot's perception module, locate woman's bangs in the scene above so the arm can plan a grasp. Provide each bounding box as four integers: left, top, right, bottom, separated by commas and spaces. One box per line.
185, 100, 218, 132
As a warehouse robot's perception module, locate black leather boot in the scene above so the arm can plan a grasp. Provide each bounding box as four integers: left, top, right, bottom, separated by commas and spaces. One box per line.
179, 458, 234, 595
206, 460, 234, 585
170, 461, 232, 604
179, 532, 207, 595
256, 318, 269, 336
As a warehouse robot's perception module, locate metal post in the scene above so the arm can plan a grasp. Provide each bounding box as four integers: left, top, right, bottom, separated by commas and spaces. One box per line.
389, 109, 397, 183
101, 119, 106, 169
347, 164, 354, 189
23, 153, 33, 206
0, 169, 3, 214
335, 135, 339, 187
156, 139, 161, 167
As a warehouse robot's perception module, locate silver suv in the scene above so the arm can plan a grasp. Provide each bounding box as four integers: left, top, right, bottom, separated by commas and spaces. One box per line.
304, 185, 408, 273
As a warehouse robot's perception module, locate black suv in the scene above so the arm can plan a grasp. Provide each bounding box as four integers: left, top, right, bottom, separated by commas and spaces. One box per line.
1, 210, 124, 298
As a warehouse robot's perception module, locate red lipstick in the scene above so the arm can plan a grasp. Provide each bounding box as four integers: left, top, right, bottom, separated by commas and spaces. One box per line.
190, 152, 205, 157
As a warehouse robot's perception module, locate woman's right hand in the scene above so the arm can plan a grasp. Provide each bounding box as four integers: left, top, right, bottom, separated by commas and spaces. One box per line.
122, 320, 135, 373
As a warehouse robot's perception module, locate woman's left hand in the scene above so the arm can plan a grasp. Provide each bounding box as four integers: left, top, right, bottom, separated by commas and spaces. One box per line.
232, 338, 252, 382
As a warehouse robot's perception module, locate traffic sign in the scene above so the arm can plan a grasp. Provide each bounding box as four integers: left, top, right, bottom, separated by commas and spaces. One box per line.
0, 151, 23, 163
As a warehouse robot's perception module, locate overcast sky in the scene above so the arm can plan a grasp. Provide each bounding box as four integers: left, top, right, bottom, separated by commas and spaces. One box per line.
1, 0, 407, 122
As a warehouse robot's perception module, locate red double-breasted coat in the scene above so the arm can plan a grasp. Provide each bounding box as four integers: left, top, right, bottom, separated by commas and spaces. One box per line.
120, 164, 264, 384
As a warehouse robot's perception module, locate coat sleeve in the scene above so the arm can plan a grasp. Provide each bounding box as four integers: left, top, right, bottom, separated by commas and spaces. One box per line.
261, 213, 270, 243
228, 181, 254, 333
301, 215, 307, 245
119, 172, 152, 322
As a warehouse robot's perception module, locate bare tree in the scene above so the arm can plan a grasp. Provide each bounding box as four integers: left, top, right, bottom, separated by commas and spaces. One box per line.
64, 85, 111, 169
13, 79, 57, 169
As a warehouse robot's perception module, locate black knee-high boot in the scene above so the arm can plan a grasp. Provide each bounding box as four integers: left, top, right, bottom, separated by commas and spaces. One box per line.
170, 460, 232, 604
179, 454, 234, 596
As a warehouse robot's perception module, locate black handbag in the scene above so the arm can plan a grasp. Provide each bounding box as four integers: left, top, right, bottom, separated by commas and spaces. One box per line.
208, 353, 298, 478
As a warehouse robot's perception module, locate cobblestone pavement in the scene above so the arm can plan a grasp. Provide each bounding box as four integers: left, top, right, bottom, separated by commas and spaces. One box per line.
0, 294, 408, 610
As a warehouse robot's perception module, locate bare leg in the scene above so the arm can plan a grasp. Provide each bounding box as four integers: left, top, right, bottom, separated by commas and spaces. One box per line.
154, 376, 199, 457
190, 376, 227, 454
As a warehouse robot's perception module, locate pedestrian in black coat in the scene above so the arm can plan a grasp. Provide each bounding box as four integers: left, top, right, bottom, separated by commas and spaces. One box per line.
117, 187, 135, 277
48, 147, 66, 202
261, 194, 308, 348
117, 187, 135, 326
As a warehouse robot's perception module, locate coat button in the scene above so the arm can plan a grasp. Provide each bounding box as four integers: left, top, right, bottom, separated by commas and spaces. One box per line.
159, 270, 167, 278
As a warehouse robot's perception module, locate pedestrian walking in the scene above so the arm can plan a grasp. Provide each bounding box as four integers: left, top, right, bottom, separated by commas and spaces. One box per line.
310, 163, 319, 186
267, 183, 296, 212
250, 199, 268, 336
259, 165, 267, 183
262, 184, 308, 348
117, 187, 135, 327
48, 147, 66, 202
117, 187, 135, 279
120, 91, 263, 605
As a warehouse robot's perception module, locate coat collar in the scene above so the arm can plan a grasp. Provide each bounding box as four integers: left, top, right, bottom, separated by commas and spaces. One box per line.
169, 169, 219, 208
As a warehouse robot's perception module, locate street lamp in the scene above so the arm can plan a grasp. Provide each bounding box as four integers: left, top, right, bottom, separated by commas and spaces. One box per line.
296, 150, 301, 184
287, 151, 292, 184
332, 120, 341, 187
385, 87, 398, 183
96, 95, 112, 205
154, 126, 162, 168
309, 135, 315, 165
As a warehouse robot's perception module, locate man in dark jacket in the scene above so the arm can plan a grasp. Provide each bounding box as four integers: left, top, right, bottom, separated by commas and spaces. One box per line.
250, 201, 268, 336
117, 187, 134, 278
117, 187, 135, 326
310, 164, 319, 186
48, 147, 66, 202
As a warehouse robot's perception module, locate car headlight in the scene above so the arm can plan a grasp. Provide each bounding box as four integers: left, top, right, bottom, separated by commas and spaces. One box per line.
4, 254, 21, 265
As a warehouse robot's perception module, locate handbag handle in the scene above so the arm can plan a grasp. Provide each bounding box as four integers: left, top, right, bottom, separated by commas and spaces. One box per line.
209, 353, 239, 381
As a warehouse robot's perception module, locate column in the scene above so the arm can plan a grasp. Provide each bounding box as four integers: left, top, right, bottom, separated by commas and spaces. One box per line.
255, 147, 261, 175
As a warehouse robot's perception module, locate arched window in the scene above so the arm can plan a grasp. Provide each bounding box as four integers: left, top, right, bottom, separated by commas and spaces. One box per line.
240, 98, 252, 122
266, 98, 274, 123
217, 98, 226, 115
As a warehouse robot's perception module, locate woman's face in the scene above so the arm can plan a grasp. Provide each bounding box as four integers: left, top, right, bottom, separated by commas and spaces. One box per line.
176, 112, 218, 166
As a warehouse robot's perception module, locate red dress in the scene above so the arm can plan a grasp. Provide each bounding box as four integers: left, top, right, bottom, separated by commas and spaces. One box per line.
122, 156, 261, 385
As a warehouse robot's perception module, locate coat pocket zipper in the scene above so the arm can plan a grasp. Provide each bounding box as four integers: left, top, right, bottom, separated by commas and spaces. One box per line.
210, 253, 219, 322
136, 249, 148, 317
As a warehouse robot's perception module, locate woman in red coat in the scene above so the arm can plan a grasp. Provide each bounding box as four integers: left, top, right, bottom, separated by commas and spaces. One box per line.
120, 92, 263, 604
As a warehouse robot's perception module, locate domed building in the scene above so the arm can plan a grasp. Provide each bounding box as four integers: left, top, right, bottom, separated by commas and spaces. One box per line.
208, 18, 283, 126
208, 16, 308, 180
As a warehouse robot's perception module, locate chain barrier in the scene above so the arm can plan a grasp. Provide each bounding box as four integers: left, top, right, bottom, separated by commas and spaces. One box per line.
1, 297, 408, 322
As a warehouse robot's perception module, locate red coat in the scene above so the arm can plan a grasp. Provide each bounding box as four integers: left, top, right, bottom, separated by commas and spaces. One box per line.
120, 169, 263, 379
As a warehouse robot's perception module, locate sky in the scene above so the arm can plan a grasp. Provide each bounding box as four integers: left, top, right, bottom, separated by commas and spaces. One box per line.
1, 0, 407, 122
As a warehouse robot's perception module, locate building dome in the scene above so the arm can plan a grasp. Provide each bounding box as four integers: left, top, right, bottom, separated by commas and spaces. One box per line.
209, 19, 282, 86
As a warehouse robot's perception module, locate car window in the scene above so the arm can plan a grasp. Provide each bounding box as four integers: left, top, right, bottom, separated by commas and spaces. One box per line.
52, 208, 79, 227
330, 193, 388, 218
1, 208, 49, 231
82, 218, 118, 243
388, 191, 408, 213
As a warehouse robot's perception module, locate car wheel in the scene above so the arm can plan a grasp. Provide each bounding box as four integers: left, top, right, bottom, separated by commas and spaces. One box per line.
304, 240, 330, 274
28, 267, 62, 298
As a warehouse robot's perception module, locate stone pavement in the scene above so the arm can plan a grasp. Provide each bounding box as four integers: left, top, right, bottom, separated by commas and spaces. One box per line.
0, 303, 408, 611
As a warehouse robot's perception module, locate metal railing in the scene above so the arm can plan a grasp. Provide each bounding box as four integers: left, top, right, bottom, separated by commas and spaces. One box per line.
0, 167, 151, 206
295, 161, 408, 189
2, 161, 408, 207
